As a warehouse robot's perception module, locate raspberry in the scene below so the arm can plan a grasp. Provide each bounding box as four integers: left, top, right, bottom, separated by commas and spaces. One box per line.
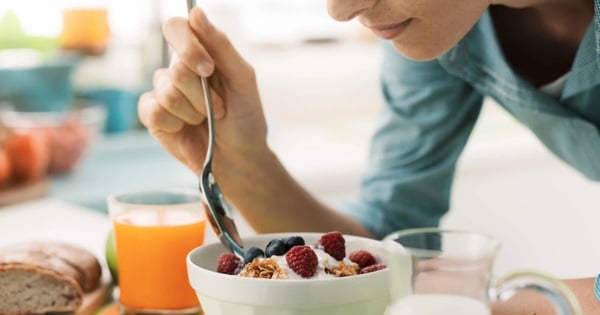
285, 245, 318, 278
349, 250, 377, 269
216, 253, 241, 275
359, 263, 387, 274
316, 231, 345, 260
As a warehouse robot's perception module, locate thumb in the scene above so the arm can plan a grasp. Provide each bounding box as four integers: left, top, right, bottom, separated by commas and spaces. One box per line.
188, 8, 253, 87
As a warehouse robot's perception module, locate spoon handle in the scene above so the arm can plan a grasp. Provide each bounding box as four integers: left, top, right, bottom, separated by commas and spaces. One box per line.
200, 77, 215, 169
187, 0, 196, 13
187, 0, 215, 169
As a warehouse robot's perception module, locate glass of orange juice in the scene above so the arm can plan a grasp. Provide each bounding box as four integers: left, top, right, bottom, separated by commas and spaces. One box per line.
107, 189, 206, 315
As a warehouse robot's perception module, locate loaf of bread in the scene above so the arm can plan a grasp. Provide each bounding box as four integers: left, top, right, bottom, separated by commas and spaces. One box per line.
0, 241, 102, 315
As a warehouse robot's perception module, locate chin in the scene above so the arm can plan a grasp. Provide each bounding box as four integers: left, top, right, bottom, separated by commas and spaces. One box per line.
391, 41, 452, 62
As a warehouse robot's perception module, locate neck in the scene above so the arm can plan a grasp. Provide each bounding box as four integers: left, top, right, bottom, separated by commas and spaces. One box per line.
491, 0, 593, 40
492, 0, 589, 10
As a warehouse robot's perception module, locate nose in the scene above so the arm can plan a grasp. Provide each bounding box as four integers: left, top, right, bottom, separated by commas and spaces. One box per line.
327, 0, 374, 21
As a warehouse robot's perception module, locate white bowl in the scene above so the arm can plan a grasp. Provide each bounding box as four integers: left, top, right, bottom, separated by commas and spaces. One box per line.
187, 233, 390, 315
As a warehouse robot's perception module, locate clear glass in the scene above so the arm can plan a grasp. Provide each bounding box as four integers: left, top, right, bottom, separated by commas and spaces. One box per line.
107, 189, 206, 315
384, 228, 582, 315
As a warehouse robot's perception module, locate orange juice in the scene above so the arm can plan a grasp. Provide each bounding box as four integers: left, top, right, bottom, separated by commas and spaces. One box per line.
113, 209, 205, 310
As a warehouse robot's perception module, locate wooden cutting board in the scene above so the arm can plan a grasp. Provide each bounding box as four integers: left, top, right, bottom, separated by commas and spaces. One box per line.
76, 281, 113, 315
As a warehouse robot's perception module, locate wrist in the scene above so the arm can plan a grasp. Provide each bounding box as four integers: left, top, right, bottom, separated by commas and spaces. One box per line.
215, 143, 278, 192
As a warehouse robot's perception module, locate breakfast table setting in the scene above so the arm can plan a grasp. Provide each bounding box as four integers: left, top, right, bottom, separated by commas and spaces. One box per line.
0, 193, 257, 315
0, 105, 590, 315
0, 135, 588, 315
0, 195, 587, 315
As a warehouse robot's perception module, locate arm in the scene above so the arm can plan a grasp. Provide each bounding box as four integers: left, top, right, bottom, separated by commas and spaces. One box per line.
339, 42, 484, 239
492, 277, 600, 315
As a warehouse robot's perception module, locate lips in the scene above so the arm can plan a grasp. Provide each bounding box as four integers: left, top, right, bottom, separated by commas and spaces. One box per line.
365, 19, 413, 40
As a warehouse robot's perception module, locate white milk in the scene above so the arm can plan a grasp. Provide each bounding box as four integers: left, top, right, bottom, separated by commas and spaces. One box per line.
388, 294, 490, 315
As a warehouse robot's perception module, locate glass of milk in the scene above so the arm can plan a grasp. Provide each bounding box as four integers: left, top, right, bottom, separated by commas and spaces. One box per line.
384, 228, 582, 315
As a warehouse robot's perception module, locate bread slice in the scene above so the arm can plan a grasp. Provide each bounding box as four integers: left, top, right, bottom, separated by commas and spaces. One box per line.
0, 263, 83, 315
0, 241, 102, 315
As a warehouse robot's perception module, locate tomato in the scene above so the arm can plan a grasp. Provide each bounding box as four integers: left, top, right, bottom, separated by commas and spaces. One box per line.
4, 131, 50, 183
0, 149, 12, 186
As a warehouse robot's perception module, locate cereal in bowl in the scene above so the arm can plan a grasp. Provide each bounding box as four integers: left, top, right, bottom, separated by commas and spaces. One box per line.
215, 231, 386, 279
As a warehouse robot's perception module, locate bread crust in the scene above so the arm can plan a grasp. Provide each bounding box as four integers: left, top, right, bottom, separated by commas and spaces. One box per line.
1, 242, 102, 292
0, 241, 102, 315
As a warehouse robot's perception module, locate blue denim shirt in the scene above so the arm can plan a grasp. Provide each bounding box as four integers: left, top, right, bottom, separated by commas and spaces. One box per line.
341, 5, 600, 239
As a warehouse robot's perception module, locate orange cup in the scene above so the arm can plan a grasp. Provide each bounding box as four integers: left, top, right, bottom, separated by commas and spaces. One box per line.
107, 189, 206, 315
60, 7, 110, 55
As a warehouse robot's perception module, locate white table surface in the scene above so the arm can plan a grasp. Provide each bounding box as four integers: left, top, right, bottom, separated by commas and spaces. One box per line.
0, 198, 111, 253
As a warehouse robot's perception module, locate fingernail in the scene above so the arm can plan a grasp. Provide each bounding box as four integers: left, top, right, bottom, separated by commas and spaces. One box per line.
197, 62, 213, 77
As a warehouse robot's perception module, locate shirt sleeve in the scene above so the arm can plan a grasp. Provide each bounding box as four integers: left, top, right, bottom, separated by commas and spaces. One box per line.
339, 42, 484, 239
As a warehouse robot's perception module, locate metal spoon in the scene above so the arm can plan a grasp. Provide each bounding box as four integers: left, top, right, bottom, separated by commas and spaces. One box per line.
187, 0, 245, 258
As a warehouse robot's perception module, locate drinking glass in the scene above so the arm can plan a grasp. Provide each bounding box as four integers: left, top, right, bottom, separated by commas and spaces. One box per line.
384, 228, 582, 315
107, 189, 206, 315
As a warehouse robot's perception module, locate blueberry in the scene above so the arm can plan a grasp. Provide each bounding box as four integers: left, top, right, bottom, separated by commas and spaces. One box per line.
243, 247, 265, 264
265, 239, 287, 257
284, 236, 305, 251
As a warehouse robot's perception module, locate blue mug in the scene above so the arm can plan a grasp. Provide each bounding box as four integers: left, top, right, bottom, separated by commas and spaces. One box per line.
79, 88, 139, 134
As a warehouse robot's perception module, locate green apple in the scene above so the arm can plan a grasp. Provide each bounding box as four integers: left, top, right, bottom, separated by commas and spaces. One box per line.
105, 229, 118, 284
94, 303, 119, 315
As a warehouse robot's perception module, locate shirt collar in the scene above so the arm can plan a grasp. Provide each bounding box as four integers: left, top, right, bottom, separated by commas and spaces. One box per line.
595, 0, 600, 56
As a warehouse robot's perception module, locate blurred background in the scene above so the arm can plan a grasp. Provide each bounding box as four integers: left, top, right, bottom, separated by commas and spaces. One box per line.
1, 0, 599, 280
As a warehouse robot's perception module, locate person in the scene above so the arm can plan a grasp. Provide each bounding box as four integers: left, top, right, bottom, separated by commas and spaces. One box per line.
137, 0, 599, 313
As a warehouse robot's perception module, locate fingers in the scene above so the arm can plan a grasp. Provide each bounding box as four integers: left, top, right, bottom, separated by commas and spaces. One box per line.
162, 17, 214, 77
167, 58, 204, 111
190, 8, 254, 85
138, 91, 184, 133
153, 68, 204, 125
163, 14, 233, 118
165, 7, 254, 87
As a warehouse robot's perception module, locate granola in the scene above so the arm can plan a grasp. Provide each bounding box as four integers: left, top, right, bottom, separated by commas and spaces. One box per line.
325, 261, 360, 277
239, 258, 289, 279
